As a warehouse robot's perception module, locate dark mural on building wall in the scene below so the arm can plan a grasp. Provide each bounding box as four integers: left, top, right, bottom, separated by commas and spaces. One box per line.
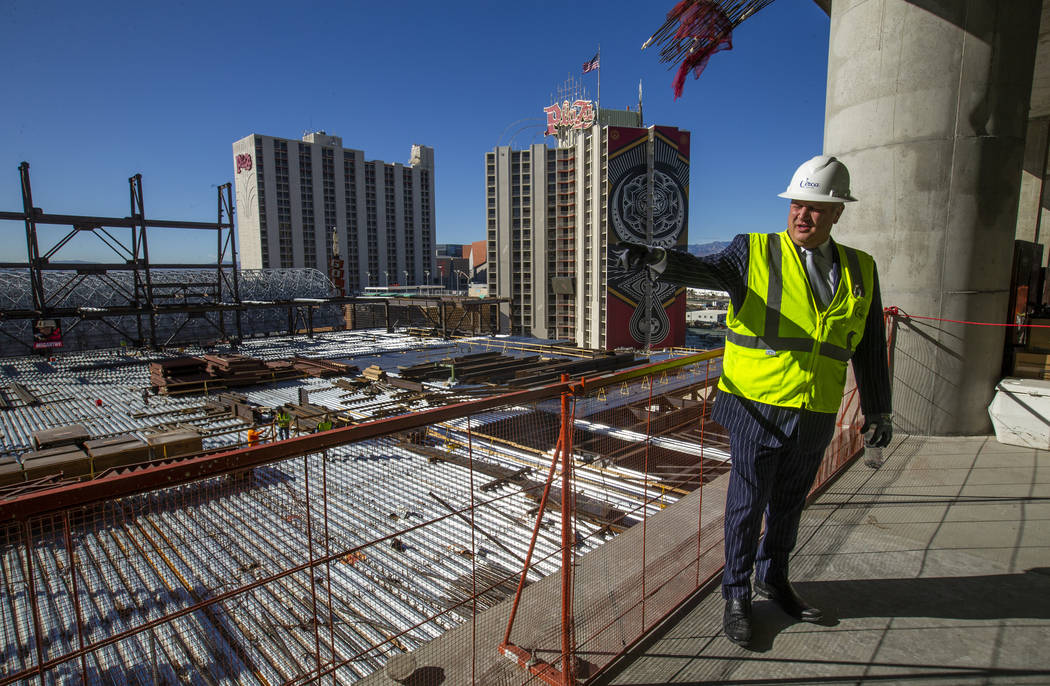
606, 126, 689, 349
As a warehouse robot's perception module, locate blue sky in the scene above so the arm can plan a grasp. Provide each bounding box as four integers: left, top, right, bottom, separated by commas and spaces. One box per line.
0, 0, 830, 263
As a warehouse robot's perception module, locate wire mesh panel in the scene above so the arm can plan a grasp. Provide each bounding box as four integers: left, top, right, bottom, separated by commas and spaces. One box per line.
0, 393, 587, 685
0, 350, 867, 686
564, 355, 729, 681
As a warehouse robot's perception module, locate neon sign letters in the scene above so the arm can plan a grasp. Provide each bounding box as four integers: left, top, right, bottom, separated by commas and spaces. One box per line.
544, 100, 596, 135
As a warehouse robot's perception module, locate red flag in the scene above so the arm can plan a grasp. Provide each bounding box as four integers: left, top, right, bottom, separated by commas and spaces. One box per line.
582, 52, 600, 73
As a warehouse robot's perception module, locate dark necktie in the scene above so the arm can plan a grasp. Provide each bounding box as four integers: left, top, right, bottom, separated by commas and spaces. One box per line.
803, 247, 832, 308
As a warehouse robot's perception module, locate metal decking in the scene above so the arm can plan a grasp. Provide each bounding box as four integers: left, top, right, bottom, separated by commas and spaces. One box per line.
0, 330, 727, 684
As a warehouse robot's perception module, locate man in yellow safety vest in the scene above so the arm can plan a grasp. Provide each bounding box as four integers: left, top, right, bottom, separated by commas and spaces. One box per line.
617, 155, 892, 647
275, 408, 292, 441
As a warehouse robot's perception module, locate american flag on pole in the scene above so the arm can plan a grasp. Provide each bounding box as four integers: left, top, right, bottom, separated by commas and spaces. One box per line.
582, 51, 600, 73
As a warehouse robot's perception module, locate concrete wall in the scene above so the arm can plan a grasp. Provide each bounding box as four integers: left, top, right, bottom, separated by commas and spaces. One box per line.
825, 0, 1041, 434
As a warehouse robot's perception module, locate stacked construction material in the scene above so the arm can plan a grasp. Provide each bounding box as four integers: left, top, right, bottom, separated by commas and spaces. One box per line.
398, 352, 502, 382
362, 365, 387, 382
31, 424, 91, 450
203, 354, 271, 384
150, 354, 356, 395
8, 424, 94, 486
0, 458, 21, 487
150, 357, 211, 394
396, 351, 641, 386
84, 435, 151, 474
3, 422, 206, 488
292, 356, 358, 378
146, 428, 203, 459
263, 358, 297, 375
20, 445, 91, 481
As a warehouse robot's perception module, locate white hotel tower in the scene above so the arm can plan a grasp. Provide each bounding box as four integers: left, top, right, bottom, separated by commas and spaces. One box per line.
232, 131, 436, 293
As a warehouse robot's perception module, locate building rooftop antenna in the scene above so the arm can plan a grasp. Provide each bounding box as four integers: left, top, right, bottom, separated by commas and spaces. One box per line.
553, 74, 590, 109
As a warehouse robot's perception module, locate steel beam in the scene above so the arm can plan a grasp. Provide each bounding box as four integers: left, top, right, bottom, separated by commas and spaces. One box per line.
0, 211, 230, 230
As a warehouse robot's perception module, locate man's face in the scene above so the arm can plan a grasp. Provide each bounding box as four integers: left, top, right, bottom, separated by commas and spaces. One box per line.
786, 200, 843, 249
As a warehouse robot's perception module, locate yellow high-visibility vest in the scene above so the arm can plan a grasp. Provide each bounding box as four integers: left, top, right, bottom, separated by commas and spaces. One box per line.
719, 231, 875, 413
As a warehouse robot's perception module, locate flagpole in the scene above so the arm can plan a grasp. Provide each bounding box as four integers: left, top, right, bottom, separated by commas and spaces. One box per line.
597, 45, 601, 111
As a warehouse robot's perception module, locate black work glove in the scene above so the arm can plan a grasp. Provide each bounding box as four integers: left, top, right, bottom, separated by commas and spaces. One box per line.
861, 413, 893, 448
613, 242, 664, 271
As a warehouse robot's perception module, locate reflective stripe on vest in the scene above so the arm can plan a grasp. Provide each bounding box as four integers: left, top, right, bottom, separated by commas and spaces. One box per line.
720, 231, 875, 412
726, 234, 865, 362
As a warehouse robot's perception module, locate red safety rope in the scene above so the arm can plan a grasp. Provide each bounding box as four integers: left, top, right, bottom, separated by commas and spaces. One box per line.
884, 306, 1050, 328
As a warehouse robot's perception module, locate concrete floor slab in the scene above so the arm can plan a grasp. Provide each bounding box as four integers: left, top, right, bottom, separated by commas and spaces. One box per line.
595, 435, 1050, 686
907, 547, 1024, 577
964, 465, 1041, 486
943, 500, 1024, 522
896, 453, 979, 470
1020, 517, 1050, 545
929, 519, 1023, 549
1021, 499, 1050, 517
962, 481, 1050, 498
895, 437, 989, 455
841, 502, 949, 524
983, 440, 1042, 454
1014, 549, 1050, 574
798, 523, 944, 555
973, 450, 1040, 468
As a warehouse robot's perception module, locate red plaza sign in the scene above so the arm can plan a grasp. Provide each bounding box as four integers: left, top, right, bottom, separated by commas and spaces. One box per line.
544, 100, 596, 135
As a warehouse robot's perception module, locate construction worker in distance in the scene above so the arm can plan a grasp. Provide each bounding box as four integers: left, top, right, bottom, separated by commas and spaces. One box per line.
246, 426, 262, 447
316, 414, 333, 433
275, 408, 292, 441
616, 155, 892, 648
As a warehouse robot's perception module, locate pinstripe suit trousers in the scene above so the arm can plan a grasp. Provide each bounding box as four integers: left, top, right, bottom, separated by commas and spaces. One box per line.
715, 394, 836, 599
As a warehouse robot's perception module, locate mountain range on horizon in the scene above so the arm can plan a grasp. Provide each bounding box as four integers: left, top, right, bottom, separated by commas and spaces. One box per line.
685, 241, 732, 257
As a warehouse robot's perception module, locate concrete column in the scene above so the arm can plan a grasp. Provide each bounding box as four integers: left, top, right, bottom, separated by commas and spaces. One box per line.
825, 0, 1041, 434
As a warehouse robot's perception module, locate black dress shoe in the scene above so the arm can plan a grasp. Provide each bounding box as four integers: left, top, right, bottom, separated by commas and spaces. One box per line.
754, 578, 823, 622
723, 597, 752, 646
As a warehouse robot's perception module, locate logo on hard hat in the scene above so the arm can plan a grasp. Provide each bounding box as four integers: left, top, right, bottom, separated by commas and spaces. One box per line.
800, 178, 821, 190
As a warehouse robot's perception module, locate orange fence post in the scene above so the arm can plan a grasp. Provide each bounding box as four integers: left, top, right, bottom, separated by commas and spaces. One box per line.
697, 358, 709, 586
560, 374, 575, 685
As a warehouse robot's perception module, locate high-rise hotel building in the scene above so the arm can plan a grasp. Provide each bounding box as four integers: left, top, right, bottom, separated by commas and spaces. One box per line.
232, 131, 436, 292
486, 106, 690, 349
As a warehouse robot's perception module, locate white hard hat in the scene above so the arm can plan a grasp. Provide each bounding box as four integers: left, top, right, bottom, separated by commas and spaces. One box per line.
778, 155, 857, 203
